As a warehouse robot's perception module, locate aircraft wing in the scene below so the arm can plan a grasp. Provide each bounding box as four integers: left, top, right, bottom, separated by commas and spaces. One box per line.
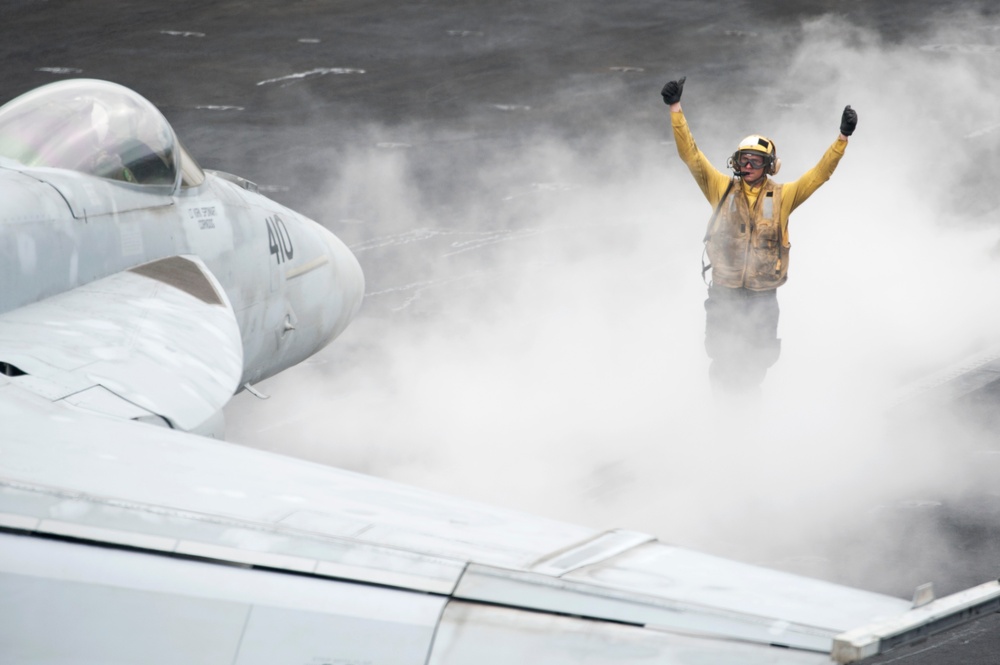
8, 373, 993, 665
2, 257, 996, 662
0, 255, 242, 432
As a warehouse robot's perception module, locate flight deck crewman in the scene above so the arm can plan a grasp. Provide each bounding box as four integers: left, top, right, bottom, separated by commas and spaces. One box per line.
660, 76, 857, 395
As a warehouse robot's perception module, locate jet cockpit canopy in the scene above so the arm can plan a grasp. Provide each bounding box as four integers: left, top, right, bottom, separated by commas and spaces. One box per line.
0, 78, 203, 188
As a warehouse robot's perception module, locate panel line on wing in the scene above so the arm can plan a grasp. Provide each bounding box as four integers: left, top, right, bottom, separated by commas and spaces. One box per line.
0, 479, 466, 595
38, 519, 179, 552
456, 563, 837, 653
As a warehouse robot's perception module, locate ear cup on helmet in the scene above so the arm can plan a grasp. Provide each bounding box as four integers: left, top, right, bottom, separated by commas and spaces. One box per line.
770, 157, 781, 176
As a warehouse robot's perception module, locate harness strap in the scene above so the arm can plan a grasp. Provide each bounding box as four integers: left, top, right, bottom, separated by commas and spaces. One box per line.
701, 178, 737, 285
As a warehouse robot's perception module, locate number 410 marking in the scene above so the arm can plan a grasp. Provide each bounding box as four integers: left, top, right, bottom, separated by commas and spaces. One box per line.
266, 215, 294, 264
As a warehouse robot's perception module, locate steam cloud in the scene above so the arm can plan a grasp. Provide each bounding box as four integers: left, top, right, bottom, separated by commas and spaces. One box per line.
227, 14, 1000, 596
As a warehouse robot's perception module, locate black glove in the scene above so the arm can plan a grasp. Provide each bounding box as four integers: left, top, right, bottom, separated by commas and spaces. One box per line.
661, 76, 686, 105
840, 105, 858, 136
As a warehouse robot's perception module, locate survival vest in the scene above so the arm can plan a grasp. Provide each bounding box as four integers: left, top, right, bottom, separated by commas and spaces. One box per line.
705, 178, 788, 290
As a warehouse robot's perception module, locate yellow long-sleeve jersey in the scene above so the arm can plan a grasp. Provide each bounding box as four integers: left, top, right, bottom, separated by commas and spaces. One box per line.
671, 110, 847, 223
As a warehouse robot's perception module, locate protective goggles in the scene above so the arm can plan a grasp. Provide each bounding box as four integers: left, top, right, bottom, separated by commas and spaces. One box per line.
736, 153, 767, 169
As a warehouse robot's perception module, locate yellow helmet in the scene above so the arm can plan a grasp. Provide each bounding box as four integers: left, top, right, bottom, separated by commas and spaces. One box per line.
729, 134, 781, 176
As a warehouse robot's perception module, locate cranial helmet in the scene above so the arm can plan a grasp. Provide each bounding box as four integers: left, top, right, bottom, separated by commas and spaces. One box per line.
729, 134, 781, 176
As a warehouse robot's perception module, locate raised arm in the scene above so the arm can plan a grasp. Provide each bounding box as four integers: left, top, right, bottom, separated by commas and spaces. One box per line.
662, 76, 730, 205
785, 105, 858, 212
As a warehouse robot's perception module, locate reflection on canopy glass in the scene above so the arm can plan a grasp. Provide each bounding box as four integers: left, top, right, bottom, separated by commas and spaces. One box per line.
0, 79, 180, 186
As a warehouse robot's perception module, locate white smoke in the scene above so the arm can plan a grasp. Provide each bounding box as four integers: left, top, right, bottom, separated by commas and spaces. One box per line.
227, 13, 1000, 596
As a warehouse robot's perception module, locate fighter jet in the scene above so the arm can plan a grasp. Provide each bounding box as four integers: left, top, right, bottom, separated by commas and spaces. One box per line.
0, 80, 996, 664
